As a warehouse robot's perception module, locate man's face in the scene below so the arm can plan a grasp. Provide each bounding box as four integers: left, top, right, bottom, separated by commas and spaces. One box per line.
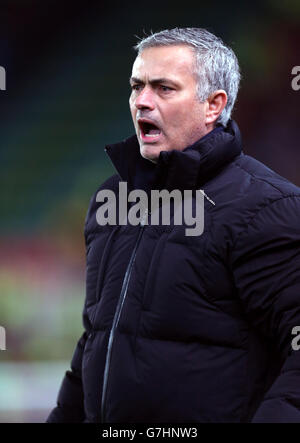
129, 44, 209, 163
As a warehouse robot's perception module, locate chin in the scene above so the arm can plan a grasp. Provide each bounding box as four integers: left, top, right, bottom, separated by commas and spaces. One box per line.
140, 145, 160, 163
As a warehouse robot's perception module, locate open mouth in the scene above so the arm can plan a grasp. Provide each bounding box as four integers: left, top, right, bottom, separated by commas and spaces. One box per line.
138, 121, 162, 140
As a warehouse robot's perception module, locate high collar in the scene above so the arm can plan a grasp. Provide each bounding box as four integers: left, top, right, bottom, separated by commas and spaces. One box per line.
105, 119, 242, 193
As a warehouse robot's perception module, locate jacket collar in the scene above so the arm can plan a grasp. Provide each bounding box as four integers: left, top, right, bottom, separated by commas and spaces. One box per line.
105, 119, 242, 193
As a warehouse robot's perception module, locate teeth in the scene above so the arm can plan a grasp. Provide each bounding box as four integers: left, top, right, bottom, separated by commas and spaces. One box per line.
145, 133, 160, 137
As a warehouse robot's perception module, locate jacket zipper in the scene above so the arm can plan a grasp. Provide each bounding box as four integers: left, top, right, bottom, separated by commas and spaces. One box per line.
100, 210, 148, 422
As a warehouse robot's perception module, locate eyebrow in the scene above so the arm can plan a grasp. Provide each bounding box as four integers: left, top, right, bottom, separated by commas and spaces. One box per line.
129, 76, 179, 87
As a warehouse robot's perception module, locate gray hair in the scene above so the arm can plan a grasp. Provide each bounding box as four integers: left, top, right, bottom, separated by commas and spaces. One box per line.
134, 27, 241, 126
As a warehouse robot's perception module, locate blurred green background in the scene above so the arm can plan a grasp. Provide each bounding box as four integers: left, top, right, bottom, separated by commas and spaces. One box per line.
0, 0, 299, 422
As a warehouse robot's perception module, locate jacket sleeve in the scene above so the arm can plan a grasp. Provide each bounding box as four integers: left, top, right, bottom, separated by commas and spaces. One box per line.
46, 195, 95, 423
231, 195, 300, 422
46, 330, 89, 422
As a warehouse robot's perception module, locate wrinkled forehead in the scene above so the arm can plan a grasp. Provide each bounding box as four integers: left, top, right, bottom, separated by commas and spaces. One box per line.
131, 44, 197, 81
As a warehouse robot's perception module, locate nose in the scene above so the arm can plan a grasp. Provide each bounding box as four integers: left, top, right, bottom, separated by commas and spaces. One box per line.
135, 86, 155, 111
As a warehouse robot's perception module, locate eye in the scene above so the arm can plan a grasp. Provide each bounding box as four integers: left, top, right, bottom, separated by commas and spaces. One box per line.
131, 84, 142, 91
160, 85, 173, 92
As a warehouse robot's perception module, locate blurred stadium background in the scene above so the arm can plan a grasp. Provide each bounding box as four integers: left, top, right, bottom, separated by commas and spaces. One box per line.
0, 0, 299, 422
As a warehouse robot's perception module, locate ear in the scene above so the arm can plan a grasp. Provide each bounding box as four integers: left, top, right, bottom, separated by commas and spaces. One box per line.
205, 90, 227, 126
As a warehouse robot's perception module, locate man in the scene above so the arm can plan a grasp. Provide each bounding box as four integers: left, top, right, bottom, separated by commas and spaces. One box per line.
47, 28, 300, 423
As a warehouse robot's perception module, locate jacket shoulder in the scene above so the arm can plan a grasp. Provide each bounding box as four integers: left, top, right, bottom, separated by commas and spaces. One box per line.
228, 154, 300, 254
233, 154, 300, 198
206, 153, 300, 258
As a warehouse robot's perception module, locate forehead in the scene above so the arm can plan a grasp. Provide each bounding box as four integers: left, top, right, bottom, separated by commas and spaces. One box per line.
131, 44, 196, 81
